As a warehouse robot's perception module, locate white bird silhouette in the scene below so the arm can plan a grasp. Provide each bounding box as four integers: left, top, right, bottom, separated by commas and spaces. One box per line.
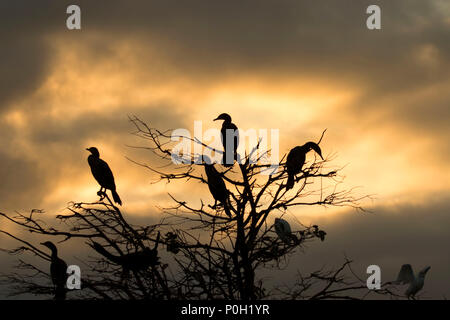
274, 218, 293, 244
395, 264, 431, 299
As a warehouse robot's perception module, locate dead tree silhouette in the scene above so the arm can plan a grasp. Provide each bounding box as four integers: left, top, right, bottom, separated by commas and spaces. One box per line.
0, 116, 398, 300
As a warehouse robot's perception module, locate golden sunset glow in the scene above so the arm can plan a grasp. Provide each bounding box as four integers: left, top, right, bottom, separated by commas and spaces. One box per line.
6, 34, 448, 216
0, 0, 449, 299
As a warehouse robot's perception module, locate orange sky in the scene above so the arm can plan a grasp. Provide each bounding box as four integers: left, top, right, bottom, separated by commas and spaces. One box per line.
0, 0, 449, 298
3, 32, 448, 218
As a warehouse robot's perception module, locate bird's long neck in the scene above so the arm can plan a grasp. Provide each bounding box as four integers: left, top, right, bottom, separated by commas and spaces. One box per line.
88, 154, 99, 160
222, 120, 231, 129
49, 247, 58, 259
221, 116, 232, 125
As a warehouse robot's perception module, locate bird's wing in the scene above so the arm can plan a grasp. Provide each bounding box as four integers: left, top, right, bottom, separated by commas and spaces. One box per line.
221, 123, 239, 150
51, 258, 68, 287
405, 277, 425, 297
286, 147, 303, 173
230, 123, 239, 148
274, 224, 283, 239
280, 219, 291, 234
205, 166, 228, 201
97, 159, 116, 189
274, 219, 292, 242
396, 264, 415, 284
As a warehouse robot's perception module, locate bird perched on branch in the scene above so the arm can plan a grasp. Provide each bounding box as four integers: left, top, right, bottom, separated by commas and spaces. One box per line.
165, 232, 181, 254
395, 264, 431, 299
202, 155, 232, 217
89, 234, 160, 276
274, 218, 298, 245
286, 142, 323, 190
214, 113, 239, 167
86, 147, 122, 205
41, 241, 68, 300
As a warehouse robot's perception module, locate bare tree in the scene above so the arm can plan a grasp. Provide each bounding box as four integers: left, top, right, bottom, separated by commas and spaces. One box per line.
0, 116, 395, 300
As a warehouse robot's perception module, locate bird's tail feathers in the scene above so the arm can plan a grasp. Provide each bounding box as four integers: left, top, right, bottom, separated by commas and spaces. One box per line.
223, 192, 233, 217
223, 200, 232, 218
91, 242, 121, 264
286, 174, 294, 190
111, 190, 122, 206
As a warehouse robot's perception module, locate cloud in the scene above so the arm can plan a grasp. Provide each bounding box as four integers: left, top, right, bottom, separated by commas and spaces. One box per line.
0, 0, 449, 298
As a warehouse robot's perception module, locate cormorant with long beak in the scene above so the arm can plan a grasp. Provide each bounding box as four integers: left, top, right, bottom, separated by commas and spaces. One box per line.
41, 241, 68, 300
202, 155, 232, 217
285, 142, 323, 190
214, 113, 239, 167
86, 147, 122, 205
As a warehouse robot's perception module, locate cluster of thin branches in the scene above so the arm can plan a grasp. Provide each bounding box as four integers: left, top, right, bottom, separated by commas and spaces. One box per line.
0, 116, 391, 300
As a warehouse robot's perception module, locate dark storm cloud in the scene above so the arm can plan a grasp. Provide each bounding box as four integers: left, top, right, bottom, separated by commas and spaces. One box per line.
2, 0, 449, 109
80, 0, 450, 139
78, 0, 449, 79
0, 150, 48, 209
28, 103, 185, 147
0, 1, 65, 111
0, 38, 49, 111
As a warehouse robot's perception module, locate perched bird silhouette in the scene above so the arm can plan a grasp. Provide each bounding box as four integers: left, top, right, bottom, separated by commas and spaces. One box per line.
214, 113, 239, 167
274, 218, 298, 244
395, 264, 431, 299
89, 240, 160, 276
86, 147, 122, 205
286, 142, 323, 190
165, 232, 181, 254
202, 155, 232, 217
41, 241, 68, 300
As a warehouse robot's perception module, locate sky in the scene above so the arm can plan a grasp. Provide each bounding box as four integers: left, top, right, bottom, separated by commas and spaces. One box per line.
0, 0, 449, 299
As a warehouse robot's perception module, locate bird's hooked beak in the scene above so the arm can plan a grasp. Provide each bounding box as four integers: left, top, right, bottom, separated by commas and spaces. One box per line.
422, 266, 431, 274
310, 143, 324, 160
213, 117, 220, 121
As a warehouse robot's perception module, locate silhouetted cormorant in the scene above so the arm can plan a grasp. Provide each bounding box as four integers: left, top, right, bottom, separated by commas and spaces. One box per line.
395, 264, 431, 299
86, 147, 122, 205
89, 242, 160, 275
214, 113, 239, 166
286, 142, 323, 190
41, 241, 68, 300
202, 156, 232, 217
